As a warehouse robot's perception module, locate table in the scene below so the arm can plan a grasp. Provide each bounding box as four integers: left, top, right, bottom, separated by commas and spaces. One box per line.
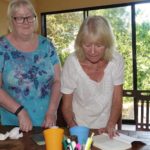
0, 126, 150, 150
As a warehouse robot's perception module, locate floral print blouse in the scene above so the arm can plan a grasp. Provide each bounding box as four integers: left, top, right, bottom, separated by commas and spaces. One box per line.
0, 35, 60, 126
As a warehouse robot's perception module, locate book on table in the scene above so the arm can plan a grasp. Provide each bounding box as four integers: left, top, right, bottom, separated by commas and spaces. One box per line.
92, 133, 138, 150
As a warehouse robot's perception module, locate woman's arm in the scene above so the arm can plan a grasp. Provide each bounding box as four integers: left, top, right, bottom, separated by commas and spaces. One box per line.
107, 84, 123, 129
0, 73, 32, 132
98, 84, 123, 137
43, 64, 62, 127
62, 93, 77, 128
0, 74, 21, 114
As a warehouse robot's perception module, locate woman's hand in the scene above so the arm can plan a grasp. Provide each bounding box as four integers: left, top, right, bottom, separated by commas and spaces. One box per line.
98, 126, 119, 139
42, 113, 57, 128
18, 109, 32, 132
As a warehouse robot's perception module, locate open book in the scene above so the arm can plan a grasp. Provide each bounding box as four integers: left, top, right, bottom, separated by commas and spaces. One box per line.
93, 133, 138, 150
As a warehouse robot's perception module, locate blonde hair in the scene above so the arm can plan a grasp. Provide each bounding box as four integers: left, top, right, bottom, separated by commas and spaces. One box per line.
75, 16, 116, 61
7, 0, 38, 32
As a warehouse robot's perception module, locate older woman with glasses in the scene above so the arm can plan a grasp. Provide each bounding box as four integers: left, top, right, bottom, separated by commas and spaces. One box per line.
0, 0, 61, 132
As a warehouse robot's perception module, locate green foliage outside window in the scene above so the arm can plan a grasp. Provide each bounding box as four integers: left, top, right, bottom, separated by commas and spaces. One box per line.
46, 12, 83, 65
46, 4, 150, 90
45, 3, 150, 120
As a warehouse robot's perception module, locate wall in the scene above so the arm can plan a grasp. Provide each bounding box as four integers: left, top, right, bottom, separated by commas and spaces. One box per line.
0, 0, 9, 36
36, 0, 144, 12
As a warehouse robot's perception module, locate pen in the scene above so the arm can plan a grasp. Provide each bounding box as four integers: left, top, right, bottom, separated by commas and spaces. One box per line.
85, 132, 95, 150
71, 141, 76, 149
75, 143, 81, 150
67, 138, 74, 150
63, 136, 68, 150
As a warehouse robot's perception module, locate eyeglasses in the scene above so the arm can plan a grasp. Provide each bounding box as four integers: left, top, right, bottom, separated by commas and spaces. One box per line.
12, 15, 36, 24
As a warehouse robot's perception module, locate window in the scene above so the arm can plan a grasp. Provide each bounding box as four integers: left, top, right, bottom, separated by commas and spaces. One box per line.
42, 1, 150, 124
44, 11, 83, 65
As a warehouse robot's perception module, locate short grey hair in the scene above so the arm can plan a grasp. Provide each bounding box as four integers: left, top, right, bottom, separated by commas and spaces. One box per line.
7, 0, 38, 32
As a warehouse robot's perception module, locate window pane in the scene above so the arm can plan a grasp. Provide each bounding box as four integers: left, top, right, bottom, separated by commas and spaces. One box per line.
46, 12, 83, 65
136, 3, 150, 90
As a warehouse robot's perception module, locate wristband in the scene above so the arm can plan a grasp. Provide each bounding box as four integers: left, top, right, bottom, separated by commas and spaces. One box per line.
14, 105, 24, 116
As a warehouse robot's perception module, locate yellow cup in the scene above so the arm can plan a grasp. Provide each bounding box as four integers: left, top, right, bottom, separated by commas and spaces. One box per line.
43, 128, 64, 150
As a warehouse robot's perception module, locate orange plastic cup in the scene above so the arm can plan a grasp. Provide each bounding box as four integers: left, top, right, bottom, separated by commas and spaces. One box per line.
43, 128, 64, 150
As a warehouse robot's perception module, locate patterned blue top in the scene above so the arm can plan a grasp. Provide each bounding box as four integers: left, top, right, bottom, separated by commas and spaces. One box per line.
0, 35, 60, 126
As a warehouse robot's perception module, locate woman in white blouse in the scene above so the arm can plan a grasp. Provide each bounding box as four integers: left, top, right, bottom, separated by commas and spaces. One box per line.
61, 16, 124, 138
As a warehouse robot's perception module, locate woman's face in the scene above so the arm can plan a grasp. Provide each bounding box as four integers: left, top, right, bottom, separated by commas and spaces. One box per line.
11, 5, 36, 37
82, 40, 106, 63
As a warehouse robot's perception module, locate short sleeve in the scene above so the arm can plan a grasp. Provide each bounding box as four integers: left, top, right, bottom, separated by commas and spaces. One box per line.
0, 38, 5, 73
61, 53, 78, 94
48, 39, 60, 65
112, 52, 124, 85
